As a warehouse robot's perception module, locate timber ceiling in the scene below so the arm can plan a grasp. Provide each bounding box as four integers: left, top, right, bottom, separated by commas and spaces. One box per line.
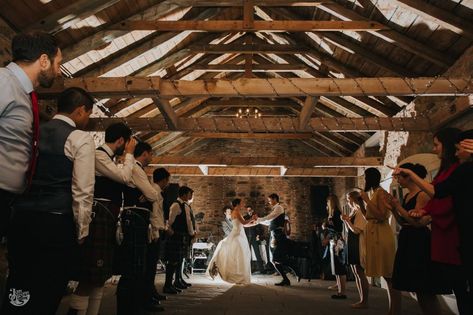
1, 0, 472, 176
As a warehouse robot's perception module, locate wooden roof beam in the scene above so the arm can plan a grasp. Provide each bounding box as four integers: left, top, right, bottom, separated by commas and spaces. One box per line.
27, 0, 120, 34
151, 156, 382, 167
85, 116, 433, 132
394, 0, 473, 40
152, 98, 178, 129
163, 0, 328, 6
188, 43, 310, 54
113, 20, 388, 31
299, 96, 318, 130
316, 1, 455, 68
40, 77, 473, 98
188, 63, 309, 72
61, 0, 184, 62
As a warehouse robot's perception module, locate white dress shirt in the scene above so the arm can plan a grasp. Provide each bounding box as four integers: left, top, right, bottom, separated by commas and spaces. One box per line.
151, 183, 165, 233
55, 115, 95, 240
168, 198, 195, 236
95, 143, 134, 183
256, 203, 285, 226
127, 161, 164, 239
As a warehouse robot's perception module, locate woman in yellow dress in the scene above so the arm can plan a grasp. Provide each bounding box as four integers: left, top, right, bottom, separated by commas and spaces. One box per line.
359, 168, 401, 315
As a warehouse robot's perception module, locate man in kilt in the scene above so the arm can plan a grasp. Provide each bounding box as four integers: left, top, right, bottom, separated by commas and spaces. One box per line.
256, 193, 292, 286
117, 142, 166, 314
147, 168, 171, 299
67, 123, 136, 315
2, 88, 95, 314
164, 186, 195, 294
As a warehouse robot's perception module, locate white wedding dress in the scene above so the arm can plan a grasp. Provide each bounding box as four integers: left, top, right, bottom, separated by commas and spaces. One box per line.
206, 218, 251, 285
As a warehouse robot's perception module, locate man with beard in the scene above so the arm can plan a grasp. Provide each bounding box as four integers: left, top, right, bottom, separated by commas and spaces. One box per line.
67, 123, 136, 315
0, 32, 61, 308
1, 88, 95, 314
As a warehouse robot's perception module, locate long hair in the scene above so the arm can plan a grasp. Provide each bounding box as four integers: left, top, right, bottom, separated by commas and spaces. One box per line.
347, 191, 366, 214
231, 198, 241, 208
364, 167, 381, 192
399, 163, 428, 179
434, 128, 461, 176
326, 194, 341, 217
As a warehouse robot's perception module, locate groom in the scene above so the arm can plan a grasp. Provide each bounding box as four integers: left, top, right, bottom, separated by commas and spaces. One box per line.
255, 193, 291, 286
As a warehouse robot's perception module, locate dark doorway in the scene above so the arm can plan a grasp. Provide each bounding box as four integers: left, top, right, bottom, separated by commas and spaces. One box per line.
310, 185, 329, 219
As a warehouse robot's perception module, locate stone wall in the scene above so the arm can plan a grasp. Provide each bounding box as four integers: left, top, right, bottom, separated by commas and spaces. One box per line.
172, 175, 337, 242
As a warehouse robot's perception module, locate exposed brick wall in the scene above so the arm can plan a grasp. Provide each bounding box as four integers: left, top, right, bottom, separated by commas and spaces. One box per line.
178, 138, 323, 157
172, 176, 336, 242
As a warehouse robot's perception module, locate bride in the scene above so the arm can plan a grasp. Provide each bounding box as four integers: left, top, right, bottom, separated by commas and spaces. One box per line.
206, 198, 256, 285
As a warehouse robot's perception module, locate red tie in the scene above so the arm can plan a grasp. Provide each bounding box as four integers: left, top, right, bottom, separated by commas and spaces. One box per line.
27, 91, 40, 187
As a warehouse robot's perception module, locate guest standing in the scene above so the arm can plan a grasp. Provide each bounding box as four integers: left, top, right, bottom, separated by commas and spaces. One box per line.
342, 191, 369, 309
68, 123, 136, 315
0, 32, 62, 309
2, 88, 94, 314
360, 168, 400, 315
244, 207, 264, 273
394, 129, 473, 315
390, 163, 449, 315
327, 194, 343, 233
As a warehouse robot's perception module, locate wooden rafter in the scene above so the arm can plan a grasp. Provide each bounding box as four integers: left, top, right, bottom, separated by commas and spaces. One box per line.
113, 20, 388, 31
158, 0, 328, 6
188, 63, 309, 72
150, 156, 382, 167
27, 0, 120, 34
299, 96, 318, 130
316, 1, 455, 68
40, 77, 472, 98
61, 0, 182, 62
394, 0, 473, 40
85, 116, 433, 132
188, 43, 310, 54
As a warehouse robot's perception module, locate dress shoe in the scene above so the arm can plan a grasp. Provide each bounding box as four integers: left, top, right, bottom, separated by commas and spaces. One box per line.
181, 279, 192, 287
171, 285, 182, 293
275, 279, 291, 286
163, 286, 179, 294
331, 294, 347, 299
152, 291, 167, 301
173, 282, 187, 290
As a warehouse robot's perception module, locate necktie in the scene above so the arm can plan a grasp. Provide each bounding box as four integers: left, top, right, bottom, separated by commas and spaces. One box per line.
27, 91, 40, 187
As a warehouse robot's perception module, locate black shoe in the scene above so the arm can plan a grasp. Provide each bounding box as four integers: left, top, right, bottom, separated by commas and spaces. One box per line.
173, 282, 187, 290
180, 280, 191, 287
275, 279, 291, 286
152, 291, 167, 301
150, 297, 162, 305
331, 294, 347, 300
163, 286, 179, 294
171, 285, 182, 293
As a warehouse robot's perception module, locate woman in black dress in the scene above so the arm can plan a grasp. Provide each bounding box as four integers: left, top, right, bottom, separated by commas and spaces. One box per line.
342, 191, 369, 309
390, 163, 449, 315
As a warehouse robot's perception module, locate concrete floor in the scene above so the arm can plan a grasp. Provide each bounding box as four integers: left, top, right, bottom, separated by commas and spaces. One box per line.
57, 274, 456, 315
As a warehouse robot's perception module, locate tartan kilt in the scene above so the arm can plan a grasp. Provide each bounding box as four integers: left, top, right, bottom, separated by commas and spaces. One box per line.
74, 200, 118, 285
115, 207, 150, 277
165, 232, 189, 263
270, 229, 289, 264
